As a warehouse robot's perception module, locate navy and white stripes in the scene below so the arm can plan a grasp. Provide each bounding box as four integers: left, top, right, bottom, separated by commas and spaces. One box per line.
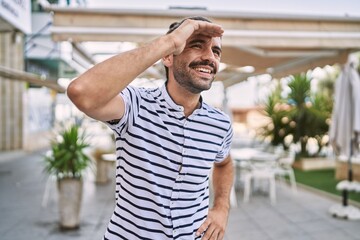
104, 84, 233, 240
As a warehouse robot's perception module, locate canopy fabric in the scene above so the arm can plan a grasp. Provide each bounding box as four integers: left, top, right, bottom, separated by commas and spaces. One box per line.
329, 59, 360, 157
45, 7, 360, 86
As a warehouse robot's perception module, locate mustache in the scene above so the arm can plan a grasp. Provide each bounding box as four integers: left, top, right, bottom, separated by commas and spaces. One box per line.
189, 60, 217, 74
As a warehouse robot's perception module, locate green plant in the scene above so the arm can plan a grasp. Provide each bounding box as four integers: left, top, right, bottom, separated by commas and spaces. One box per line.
260, 83, 293, 148
287, 73, 335, 157
44, 124, 91, 179
260, 71, 335, 157
287, 73, 312, 156
306, 93, 332, 154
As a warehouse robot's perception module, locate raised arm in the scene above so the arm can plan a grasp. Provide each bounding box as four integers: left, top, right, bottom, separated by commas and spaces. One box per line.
67, 20, 224, 122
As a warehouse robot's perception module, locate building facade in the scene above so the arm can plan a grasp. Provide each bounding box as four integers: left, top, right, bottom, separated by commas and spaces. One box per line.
0, 0, 31, 150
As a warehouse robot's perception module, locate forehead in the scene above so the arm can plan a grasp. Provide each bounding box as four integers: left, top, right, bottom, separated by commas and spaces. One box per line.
186, 34, 222, 48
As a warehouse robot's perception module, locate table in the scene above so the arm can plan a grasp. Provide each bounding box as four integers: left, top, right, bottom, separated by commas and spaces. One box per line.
231, 148, 279, 162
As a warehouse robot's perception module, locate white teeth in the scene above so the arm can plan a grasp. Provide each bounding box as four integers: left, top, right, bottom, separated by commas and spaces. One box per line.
194, 67, 211, 74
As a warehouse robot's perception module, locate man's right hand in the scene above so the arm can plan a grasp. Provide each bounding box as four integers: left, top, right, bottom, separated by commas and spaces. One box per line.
168, 19, 224, 56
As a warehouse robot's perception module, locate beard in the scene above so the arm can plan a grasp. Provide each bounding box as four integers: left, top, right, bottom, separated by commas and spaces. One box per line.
172, 59, 216, 94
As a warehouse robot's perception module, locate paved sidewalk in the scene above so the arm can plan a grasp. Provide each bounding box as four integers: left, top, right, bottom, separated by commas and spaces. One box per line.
0, 150, 359, 240
228, 183, 360, 240
0, 150, 114, 240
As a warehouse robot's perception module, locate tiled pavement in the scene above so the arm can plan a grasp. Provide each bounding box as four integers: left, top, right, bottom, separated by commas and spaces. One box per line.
0, 150, 359, 240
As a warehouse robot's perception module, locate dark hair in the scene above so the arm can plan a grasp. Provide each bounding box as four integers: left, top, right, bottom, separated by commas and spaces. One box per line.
164, 16, 213, 80
166, 16, 212, 34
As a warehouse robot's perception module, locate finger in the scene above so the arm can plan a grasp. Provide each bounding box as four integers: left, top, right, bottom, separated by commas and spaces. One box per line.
202, 224, 217, 240
195, 23, 224, 37
190, 20, 223, 34
210, 229, 220, 240
196, 219, 210, 237
207, 24, 224, 36
218, 231, 225, 240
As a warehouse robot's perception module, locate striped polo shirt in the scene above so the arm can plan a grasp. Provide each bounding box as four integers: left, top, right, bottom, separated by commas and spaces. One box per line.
104, 84, 233, 240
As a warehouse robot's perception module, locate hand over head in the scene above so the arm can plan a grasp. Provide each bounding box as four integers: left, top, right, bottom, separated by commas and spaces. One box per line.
167, 17, 224, 55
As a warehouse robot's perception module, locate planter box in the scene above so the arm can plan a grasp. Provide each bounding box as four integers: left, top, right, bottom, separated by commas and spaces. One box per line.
335, 160, 360, 181
92, 148, 116, 184
58, 178, 83, 229
293, 157, 336, 171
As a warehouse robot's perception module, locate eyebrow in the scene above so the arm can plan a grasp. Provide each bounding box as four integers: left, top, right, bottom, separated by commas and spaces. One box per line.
188, 38, 222, 53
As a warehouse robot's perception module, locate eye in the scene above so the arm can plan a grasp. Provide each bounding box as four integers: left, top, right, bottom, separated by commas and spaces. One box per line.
190, 41, 202, 49
191, 43, 202, 49
213, 49, 221, 57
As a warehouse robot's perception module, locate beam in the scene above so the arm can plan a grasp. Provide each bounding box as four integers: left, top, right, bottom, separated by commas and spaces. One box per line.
270, 50, 350, 78
236, 46, 339, 58
50, 26, 360, 49
72, 43, 97, 65
0, 65, 66, 93
47, 7, 360, 30
222, 73, 255, 88
48, 7, 360, 48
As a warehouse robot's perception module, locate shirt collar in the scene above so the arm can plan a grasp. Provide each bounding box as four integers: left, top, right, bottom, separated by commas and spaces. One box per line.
160, 83, 205, 114
161, 83, 184, 112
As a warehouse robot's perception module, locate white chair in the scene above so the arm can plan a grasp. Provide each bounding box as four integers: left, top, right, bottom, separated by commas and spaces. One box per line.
234, 159, 252, 189
242, 161, 277, 205
274, 150, 297, 194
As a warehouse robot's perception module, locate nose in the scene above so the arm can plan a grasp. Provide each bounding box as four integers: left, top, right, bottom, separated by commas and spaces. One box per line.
200, 47, 218, 73
201, 47, 216, 62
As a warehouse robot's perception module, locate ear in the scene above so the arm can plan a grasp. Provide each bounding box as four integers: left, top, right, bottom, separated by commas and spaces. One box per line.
162, 54, 173, 68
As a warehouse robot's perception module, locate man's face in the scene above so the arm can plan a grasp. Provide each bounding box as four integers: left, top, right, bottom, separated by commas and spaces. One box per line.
171, 34, 222, 94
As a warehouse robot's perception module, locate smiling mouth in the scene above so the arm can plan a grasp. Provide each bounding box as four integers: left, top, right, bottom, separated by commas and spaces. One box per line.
193, 67, 213, 74
189, 60, 217, 75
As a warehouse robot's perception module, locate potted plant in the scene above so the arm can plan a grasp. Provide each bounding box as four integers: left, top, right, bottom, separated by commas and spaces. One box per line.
287, 72, 337, 156
260, 71, 336, 170
44, 123, 91, 229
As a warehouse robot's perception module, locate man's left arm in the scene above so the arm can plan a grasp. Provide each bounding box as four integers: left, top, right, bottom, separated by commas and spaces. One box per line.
196, 155, 234, 240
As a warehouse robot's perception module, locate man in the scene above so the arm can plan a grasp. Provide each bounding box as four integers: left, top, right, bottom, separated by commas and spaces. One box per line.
68, 16, 234, 240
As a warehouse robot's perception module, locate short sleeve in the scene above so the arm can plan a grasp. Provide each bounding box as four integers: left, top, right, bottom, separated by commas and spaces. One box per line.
215, 124, 233, 163
104, 86, 141, 137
